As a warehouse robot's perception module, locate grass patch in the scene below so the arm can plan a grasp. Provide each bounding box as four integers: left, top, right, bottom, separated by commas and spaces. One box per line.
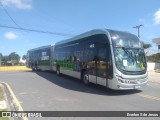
0, 86, 5, 101
0, 117, 10, 120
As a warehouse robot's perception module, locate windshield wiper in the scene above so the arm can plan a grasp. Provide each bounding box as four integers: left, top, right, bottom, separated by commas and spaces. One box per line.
121, 47, 135, 64
121, 47, 133, 59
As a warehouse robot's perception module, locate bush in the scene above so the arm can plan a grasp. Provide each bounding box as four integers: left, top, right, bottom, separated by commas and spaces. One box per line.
147, 53, 160, 63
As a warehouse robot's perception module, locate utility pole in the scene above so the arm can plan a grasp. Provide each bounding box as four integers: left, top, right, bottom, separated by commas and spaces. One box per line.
133, 24, 144, 38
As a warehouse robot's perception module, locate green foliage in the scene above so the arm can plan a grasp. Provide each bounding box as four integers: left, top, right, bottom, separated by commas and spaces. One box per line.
0, 53, 2, 66
0, 53, 2, 57
22, 55, 26, 60
0, 86, 4, 101
0, 52, 20, 66
1, 56, 9, 66
141, 41, 152, 49
8, 52, 20, 66
147, 53, 160, 63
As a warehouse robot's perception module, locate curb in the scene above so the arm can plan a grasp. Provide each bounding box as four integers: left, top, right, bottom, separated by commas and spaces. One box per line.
149, 81, 160, 84
1, 82, 28, 120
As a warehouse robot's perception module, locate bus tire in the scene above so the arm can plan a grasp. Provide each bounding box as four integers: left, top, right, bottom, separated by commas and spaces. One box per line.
56, 66, 60, 76
32, 65, 35, 71
82, 71, 89, 85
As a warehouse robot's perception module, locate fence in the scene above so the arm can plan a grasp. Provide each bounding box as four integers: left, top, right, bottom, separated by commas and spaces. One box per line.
147, 63, 160, 71
0, 66, 31, 72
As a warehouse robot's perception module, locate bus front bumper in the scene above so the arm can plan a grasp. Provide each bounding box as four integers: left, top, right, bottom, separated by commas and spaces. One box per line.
117, 81, 148, 90
115, 77, 148, 90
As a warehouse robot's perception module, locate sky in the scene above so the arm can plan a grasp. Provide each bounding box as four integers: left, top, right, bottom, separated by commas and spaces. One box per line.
0, 0, 160, 57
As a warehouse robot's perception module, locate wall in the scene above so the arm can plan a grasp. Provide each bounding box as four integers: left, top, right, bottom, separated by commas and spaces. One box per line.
147, 62, 160, 71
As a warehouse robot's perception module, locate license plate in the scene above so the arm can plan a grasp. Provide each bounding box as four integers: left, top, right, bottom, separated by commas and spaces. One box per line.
134, 85, 140, 89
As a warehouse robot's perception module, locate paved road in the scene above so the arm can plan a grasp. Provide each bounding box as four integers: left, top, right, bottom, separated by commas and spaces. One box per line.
0, 71, 160, 120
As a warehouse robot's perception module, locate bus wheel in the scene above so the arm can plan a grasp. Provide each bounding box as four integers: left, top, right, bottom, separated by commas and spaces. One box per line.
32, 65, 35, 71
56, 67, 60, 76
32, 68, 35, 71
82, 72, 89, 85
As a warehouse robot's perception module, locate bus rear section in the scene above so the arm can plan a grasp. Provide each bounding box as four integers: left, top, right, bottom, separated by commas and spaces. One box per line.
26, 45, 52, 71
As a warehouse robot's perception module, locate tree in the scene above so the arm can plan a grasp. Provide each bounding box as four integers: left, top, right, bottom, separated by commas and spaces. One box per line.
22, 55, 26, 60
147, 53, 160, 63
1, 55, 9, 66
0, 53, 2, 66
141, 41, 152, 49
8, 52, 20, 66
0, 53, 2, 57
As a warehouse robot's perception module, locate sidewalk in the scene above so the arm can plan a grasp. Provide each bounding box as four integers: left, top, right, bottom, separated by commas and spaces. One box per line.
148, 70, 160, 84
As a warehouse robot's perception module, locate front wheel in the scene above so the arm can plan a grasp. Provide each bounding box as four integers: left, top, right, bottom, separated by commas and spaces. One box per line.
82, 72, 89, 85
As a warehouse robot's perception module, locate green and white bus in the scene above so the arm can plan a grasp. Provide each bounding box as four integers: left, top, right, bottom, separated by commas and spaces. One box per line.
27, 29, 148, 90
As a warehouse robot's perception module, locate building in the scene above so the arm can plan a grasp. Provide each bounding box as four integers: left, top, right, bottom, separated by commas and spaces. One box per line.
152, 38, 160, 49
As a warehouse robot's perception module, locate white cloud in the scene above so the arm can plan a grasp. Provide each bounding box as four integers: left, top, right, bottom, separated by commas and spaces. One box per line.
0, 0, 32, 9
154, 8, 160, 25
4, 32, 18, 40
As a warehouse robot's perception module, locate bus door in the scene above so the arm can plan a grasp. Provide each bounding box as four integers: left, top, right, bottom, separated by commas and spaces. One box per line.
86, 43, 97, 84
88, 44, 107, 86
96, 45, 107, 86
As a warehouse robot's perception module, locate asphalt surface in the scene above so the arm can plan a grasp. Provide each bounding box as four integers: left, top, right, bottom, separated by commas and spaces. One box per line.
0, 71, 160, 120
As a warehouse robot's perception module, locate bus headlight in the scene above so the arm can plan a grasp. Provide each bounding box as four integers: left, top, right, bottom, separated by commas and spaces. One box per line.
118, 79, 124, 83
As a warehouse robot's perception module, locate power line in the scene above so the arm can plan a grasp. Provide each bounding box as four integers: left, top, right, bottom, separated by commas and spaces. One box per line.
0, 24, 74, 37
0, 0, 21, 28
0, 1, 74, 37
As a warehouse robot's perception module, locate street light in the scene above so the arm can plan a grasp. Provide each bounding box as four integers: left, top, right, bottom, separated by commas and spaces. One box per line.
133, 24, 144, 38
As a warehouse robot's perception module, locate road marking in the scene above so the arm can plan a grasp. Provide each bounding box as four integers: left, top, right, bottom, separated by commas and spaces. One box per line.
135, 93, 160, 101
3, 82, 28, 120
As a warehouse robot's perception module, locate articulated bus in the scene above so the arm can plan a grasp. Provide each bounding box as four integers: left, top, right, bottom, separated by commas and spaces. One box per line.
26, 29, 148, 90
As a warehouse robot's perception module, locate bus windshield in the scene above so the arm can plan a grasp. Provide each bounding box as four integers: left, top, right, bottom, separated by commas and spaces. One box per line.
108, 30, 147, 74
114, 47, 146, 72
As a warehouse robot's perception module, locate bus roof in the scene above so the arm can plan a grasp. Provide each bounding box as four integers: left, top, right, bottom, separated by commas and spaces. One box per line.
55, 29, 132, 46
28, 45, 51, 52
55, 29, 109, 46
